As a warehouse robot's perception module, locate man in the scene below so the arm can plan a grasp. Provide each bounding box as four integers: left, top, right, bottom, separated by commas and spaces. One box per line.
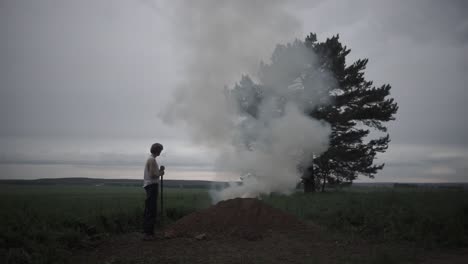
143, 143, 165, 240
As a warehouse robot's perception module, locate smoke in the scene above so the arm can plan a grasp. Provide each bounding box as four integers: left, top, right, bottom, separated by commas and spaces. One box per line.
161, 0, 302, 144
161, 1, 333, 202
210, 102, 330, 202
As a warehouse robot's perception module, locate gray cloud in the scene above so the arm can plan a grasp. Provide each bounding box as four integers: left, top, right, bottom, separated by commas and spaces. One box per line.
0, 0, 467, 182
307, 0, 468, 147
0, 0, 178, 139
0, 137, 215, 171
375, 144, 468, 182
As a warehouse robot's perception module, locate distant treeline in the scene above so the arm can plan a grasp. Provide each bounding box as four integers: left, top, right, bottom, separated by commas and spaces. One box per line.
1, 178, 466, 190
393, 183, 466, 190
0, 177, 231, 189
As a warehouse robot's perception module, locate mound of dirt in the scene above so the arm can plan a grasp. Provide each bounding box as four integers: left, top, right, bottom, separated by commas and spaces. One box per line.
164, 198, 305, 240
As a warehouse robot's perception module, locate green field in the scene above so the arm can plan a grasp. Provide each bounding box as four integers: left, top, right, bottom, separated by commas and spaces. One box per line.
1, 184, 467, 264
0, 185, 211, 264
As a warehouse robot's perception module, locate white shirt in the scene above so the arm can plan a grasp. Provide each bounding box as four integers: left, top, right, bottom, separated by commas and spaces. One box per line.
143, 155, 163, 187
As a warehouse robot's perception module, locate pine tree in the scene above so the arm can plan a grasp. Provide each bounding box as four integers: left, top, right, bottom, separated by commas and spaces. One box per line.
231, 33, 398, 191
304, 33, 398, 191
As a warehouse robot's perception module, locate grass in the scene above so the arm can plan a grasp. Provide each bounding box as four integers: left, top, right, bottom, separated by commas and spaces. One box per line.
0, 184, 467, 263
263, 189, 468, 248
0, 185, 210, 264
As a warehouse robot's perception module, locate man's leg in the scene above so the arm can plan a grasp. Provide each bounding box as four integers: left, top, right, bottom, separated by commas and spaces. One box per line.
143, 184, 158, 236
149, 184, 159, 232
143, 184, 154, 235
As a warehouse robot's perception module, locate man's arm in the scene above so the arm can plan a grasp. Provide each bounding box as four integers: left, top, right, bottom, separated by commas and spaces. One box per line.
148, 158, 164, 179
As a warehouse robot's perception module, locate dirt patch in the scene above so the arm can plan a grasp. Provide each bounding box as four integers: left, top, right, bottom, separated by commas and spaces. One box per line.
164, 198, 305, 240
71, 231, 468, 264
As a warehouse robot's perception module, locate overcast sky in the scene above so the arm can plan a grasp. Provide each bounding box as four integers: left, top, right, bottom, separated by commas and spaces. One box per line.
1, 0, 467, 182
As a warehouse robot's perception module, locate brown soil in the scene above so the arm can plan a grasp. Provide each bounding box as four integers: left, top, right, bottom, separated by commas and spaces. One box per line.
164, 198, 305, 240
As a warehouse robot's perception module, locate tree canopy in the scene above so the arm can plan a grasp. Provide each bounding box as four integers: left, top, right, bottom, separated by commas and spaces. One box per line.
230, 33, 398, 191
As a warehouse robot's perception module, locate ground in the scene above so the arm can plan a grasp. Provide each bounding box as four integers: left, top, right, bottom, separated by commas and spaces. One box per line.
71, 224, 468, 264
2, 185, 467, 263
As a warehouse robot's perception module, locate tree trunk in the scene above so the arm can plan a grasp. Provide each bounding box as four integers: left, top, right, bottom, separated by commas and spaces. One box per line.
302, 165, 315, 193
321, 172, 327, 192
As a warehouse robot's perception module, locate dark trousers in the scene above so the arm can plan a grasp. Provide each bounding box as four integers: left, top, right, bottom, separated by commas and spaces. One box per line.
143, 183, 158, 235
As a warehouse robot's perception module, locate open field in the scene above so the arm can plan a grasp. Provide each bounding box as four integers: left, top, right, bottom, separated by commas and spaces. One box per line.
1, 184, 468, 263
0, 185, 211, 264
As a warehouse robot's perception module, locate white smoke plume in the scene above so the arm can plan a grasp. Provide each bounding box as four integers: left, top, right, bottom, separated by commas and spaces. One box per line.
210, 103, 330, 202
161, 1, 334, 202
